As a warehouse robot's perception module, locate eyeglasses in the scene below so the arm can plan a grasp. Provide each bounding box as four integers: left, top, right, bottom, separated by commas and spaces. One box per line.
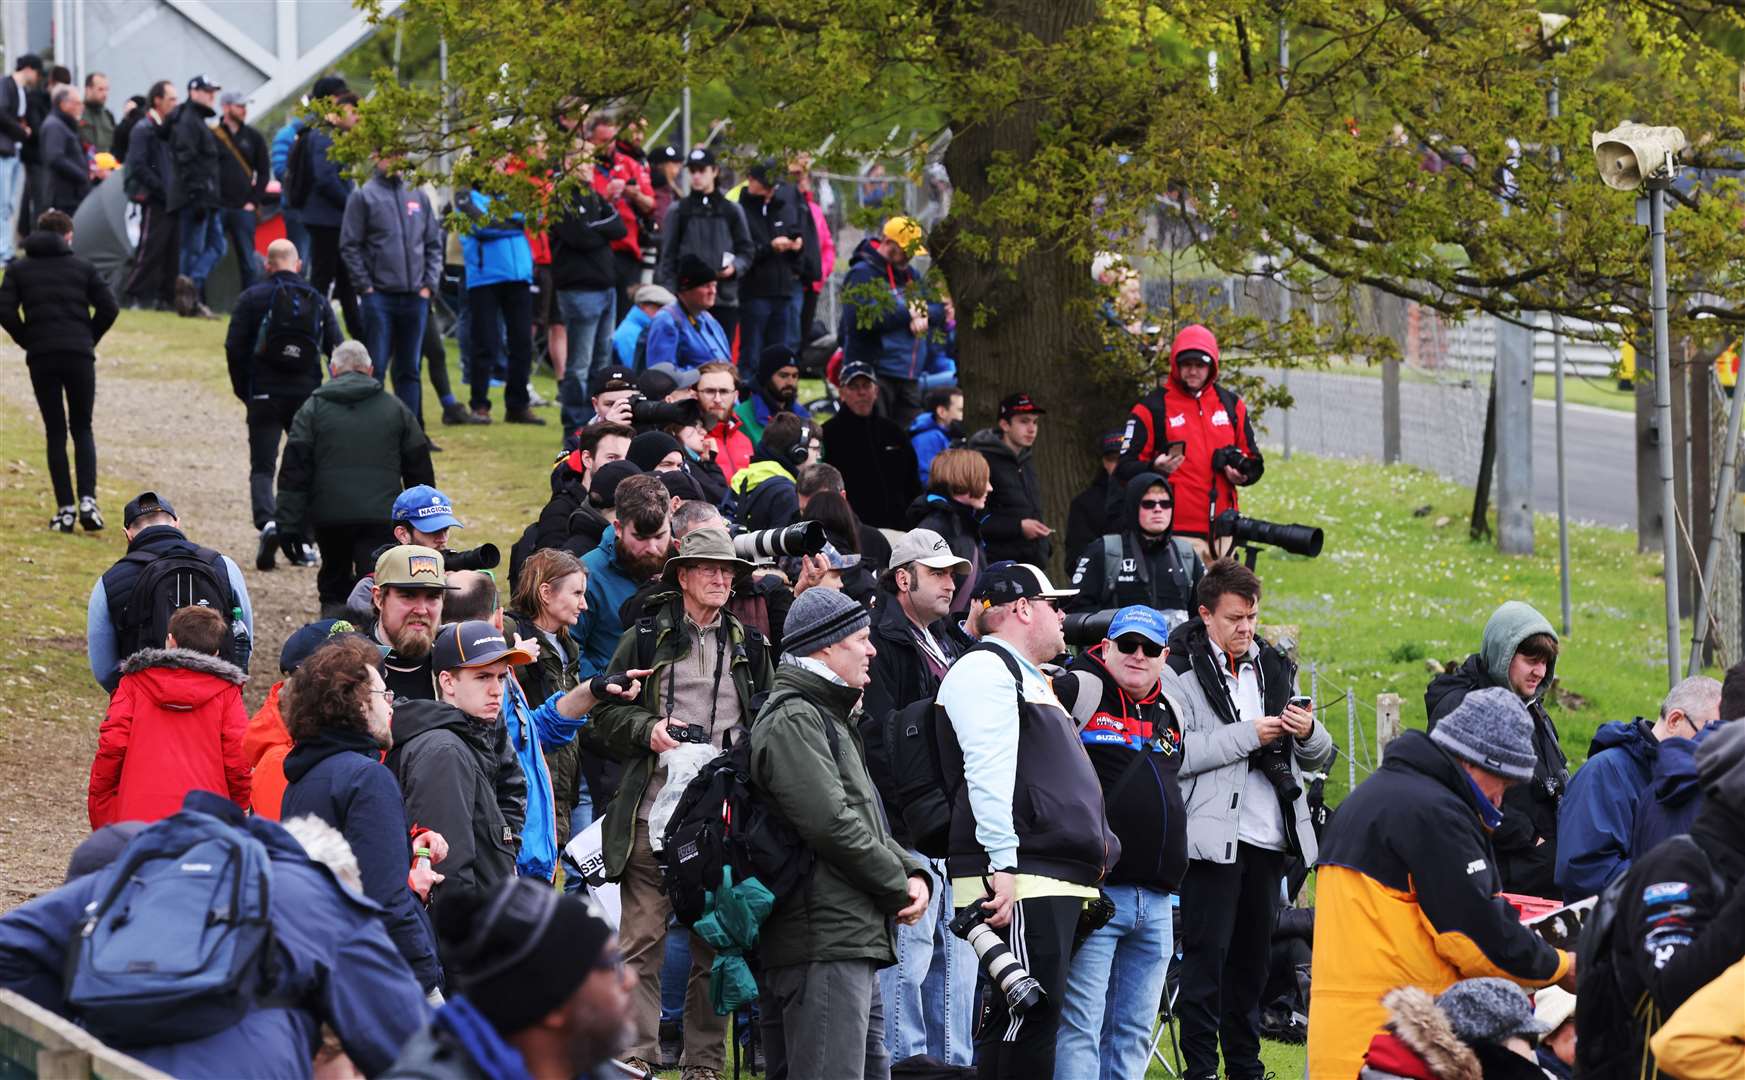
366, 687, 397, 704
1138, 498, 1172, 510
1113, 635, 1164, 658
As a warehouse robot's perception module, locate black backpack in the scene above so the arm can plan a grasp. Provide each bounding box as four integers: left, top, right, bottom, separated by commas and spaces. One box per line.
253, 278, 325, 376
115, 546, 239, 666
659, 689, 836, 926
1574, 835, 1722, 1077
283, 127, 315, 210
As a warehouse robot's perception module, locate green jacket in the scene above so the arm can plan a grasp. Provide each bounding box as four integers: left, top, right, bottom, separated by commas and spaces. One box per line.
589, 590, 774, 881
275, 370, 435, 535
749, 663, 924, 969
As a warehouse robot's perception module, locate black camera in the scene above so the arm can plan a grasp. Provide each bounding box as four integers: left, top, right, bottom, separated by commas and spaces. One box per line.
1062, 609, 1117, 648
948, 903, 1046, 1016
1212, 509, 1324, 559
667, 722, 709, 744
733, 520, 826, 562
1252, 694, 1310, 802
588, 671, 635, 698
441, 543, 500, 572
1211, 446, 1262, 483
629, 393, 702, 429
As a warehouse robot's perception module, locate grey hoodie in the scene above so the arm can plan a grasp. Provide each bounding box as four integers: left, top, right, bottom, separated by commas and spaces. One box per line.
339, 170, 443, 295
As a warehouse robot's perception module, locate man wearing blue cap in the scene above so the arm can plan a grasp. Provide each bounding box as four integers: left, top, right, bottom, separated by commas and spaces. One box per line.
341, 484, 469, 621
1052, 605, 1188, 1079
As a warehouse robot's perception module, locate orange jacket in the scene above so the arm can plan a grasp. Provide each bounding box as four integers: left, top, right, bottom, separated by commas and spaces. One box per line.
243, 681, 293, 819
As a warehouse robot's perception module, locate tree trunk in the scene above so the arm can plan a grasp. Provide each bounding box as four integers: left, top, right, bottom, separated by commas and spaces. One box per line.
1470, 376, 1497, 540
931, 0, 1109, 578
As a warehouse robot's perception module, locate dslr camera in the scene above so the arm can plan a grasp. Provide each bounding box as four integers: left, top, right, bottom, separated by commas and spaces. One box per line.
1251, 695, 1311, 802
948, 902, 1046, 1016
629, 394, 702, 429
733, 520, 827, 562
1211, 445, 1262, 484
667, 722, 710, 744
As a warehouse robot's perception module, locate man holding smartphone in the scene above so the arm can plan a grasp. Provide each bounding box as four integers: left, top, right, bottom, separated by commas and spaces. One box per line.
1115, 324, 1264, 560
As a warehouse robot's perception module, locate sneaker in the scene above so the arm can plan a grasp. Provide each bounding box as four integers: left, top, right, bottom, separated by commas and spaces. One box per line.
440, 401, 474, 426
256, 522, 279, 571
470, 406, 493, 424
194, 302, 219, 320
504, 407, 547, 425
618, 1058, 656, 1079
78, 496, 103, 531
299, 543, 322, 566
173, 275, 196, 317
525, 385, 553, 408
49, 506, 75, 533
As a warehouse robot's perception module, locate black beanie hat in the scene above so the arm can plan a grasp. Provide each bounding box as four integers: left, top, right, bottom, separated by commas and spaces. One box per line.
628, 430, 684, 473
433, 881, 612, 1033
757, 344, 799, 386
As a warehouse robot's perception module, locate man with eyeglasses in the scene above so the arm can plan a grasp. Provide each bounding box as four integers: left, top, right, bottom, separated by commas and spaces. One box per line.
1164, 557, 1331, 1080
694, 360, 754, 483
935, 562, 1119, 1079
1052, 605, 1188, 1079
1066, 469, 1204, 625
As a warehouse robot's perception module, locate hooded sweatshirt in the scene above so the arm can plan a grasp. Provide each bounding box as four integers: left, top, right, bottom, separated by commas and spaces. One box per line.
1554, 718, 1658, 901
1630, 724, 1718, 857
1115, 324, 1264, 538
967, 426, 1049, 566
1425, 601, 1567, 899
1065, 470, 1202, 616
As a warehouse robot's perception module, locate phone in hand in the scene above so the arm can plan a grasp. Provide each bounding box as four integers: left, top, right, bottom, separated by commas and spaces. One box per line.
1288, 695, 1312, 711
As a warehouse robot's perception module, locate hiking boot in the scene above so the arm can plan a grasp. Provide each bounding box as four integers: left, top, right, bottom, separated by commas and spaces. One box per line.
470, 406, 493, 424
49, 506, 75, 533
617, 1058, 656, 1078
173, 275, 196, 317
680, 1067, 723, 1080
256, 522, 278, 571
657, 1020, 682, 1068
504, 407, 546, 425
78, 496, 103, 531
440, 400, 476, 426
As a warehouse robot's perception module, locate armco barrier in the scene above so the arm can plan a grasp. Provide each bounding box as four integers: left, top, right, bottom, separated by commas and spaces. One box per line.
0, 990, 167, 1080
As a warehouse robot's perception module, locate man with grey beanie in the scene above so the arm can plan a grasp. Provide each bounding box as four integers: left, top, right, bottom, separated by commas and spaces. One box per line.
1307, 686, 1574, 1079
749, 586, 931, 1080
1578, 718, 1745, 1078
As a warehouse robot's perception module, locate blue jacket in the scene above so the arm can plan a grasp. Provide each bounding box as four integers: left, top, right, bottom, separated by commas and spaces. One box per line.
270, 117, 302, 181
614, 304, 653, 367
0, 790, 428, 1078
840, 243, 923, 381
298, 127, 353, 229
1555, 719, 1657, 901
909, 412, 956, 487
918, 299, 957, 393
1631, 726, 1714, 858
573, 526, 645, 681
281, 727, 442, 993
501, 677, 589, 882
644, 301, 732, 371
458, 189, 533, 290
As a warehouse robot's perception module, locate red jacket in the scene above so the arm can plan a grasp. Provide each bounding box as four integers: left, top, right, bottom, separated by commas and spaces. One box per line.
242, 680, 292, 820
1117, 324, 1263, 538
707, 412, 755, 484
88, 648, 252, 828
594, 148, 652, 258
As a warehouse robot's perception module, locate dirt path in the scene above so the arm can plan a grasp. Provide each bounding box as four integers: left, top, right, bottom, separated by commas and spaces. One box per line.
0, 335, 319, 907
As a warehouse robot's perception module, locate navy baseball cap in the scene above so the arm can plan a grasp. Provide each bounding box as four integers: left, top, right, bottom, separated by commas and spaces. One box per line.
393, 485, 463, 531
970, 561, 1077, 605
123, 490, 177, 526
839, 360, 877, 386
1108, 606, 1171, 646
278, 617, 368, 674
187, 74, 221, 93
432, 620, 535, 673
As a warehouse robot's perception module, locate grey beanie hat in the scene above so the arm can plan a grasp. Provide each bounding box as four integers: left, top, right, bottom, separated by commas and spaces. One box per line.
1430, 686, 1536, 783
1695, 719, 1745, 815
1435, 977, 1549, 1046
782, 587, 870, 659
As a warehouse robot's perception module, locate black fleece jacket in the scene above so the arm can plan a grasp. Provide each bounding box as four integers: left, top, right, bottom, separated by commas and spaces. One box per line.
0, 231, 119, 361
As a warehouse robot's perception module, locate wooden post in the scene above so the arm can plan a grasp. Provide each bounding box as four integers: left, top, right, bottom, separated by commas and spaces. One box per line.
1375, 693, 1403, 761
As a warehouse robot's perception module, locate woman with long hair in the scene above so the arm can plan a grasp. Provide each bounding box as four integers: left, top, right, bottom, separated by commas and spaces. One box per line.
505, 549, 593, 839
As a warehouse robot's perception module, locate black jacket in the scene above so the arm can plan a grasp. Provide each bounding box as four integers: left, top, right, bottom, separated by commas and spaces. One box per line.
385, 699, 524, 916
0, 76, 29, 157
1064, 645, 1188, 891
122, 112, 172, 206
280, 727, 442, 992
966, 427, 1050, 566
737, 185, 804, 299
1066, 469, 1117, 559
511, 471, 609, 588
862, 597, 969, 846
165, 100, 220, 214
0, 231, 119, 362
1579, 804, 1745, 1078
657, 189, 753, 308
1066, 471, 1202, 615
822, 408, 921, 530
213, 118, 270, 209
549, 187, 628, 291
1426, 655, 1567, 899
41, 108, 87, 212
905, 494, 985, 613
224, 270, 340, 401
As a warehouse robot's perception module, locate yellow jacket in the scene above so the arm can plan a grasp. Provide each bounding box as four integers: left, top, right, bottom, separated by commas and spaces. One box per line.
1649, 956, 1745, 1080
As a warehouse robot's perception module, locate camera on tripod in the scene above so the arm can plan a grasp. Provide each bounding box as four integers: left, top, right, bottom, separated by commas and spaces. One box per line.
948, 902, 1046, 1016
1211, 509, 1324, 565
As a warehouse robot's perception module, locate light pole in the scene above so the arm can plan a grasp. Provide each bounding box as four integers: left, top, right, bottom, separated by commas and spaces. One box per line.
1592, 122, 1690, 687
1540, 13, 1573, 635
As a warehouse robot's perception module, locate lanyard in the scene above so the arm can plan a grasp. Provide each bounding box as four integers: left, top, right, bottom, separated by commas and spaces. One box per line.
664, 622, 731, 735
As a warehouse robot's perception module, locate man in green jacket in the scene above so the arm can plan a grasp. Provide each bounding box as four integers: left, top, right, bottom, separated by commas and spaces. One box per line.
275, 340, 435, 617
751, 586, 930, 1079
590, 526, 774, 1080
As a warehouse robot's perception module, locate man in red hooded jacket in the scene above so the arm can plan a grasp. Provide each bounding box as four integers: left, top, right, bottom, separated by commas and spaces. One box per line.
1115, 324, 1263, 555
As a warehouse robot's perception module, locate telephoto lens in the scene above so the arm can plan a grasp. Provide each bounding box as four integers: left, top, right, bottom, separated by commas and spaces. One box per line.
947, 903, 1046, 1015
1061, 609, 1118, 648
1252, 742, 1302, 802
1212, 509, 1324, 559
733, 520, 827, 562
442, 544, 501, 572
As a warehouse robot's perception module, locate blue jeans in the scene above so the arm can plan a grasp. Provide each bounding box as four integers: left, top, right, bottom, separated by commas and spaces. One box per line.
178, 209, 228, 290
0, 155, 23, 261
1054, 883, 1175, 1080
281, 206, 311, 267
220, 208, 260, 290
556, 287, 616, 429
362, 290, 429, 425
877, 857, 974, 1065
739, 292, 801, 371
660, 926, 690, 1024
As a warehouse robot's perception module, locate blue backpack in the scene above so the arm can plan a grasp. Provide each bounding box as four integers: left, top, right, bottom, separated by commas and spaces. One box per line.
64, 808, 281, 1047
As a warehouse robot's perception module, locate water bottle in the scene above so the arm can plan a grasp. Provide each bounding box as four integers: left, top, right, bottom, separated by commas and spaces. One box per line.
230, 605, 252, 674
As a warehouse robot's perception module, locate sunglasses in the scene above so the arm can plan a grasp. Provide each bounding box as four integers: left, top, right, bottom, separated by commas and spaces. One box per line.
1113, 635, 1164, 658
1139, 498, 1172, 510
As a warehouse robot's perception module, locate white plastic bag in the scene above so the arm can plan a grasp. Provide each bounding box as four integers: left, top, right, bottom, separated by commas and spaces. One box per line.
562, 818, 620, 929
647, 743, 722, 854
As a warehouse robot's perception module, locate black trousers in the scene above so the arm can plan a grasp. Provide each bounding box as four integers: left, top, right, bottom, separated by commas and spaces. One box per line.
466, 281, 533, 411
967, 893, 1082, 1080
420, 297, 453, 403
246, 396, 304, 529
1177, 843, 1288, 1080
27, 355, 96, 506
314, 523, 395, 608
877, 377, 925, 430
715, 305, 740, 359
307, 224, 365, 340
799, 286, 820, 345
124, 202, 180, 306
